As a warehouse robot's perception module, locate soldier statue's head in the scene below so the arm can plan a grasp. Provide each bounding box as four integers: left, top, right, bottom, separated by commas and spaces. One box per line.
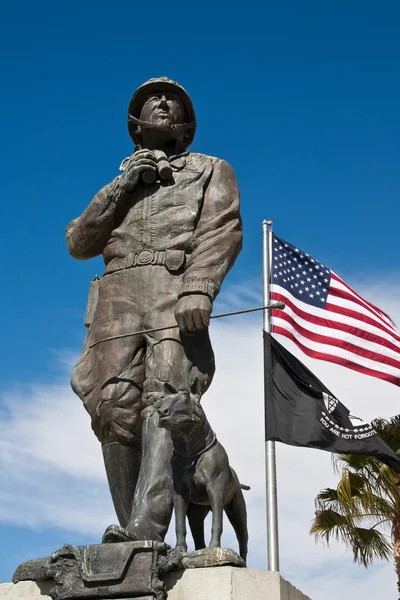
128, 77, 196, 153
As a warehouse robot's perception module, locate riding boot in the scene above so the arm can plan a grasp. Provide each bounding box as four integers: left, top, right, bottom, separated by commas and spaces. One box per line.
102, 442, 141, 528
125, 414, 174, 541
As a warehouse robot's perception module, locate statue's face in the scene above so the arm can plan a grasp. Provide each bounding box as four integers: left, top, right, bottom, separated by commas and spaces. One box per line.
139, 92, 185, 126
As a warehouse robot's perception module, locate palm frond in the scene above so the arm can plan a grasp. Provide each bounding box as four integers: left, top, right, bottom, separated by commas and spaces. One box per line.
311, 510, 392, 567
311, 415, 400, 569
347, 526, 392, 567
315, 487, 340, 511
319, 470, 394, 519
337, 471, 364, 505
310, 509, 352, 544
333, 453, 370, 473
373, 416, 400, 449
332, 453, 400, 506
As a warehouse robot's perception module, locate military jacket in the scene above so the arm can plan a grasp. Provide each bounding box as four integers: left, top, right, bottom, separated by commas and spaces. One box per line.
66, 152, 242, 301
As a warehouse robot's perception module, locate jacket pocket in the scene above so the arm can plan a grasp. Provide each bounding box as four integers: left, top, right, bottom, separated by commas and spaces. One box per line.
164, 249, 186, 272
84, 276, 100, 328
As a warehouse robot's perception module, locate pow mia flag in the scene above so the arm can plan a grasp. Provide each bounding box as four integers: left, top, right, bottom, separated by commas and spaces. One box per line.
264, 332, 400, 472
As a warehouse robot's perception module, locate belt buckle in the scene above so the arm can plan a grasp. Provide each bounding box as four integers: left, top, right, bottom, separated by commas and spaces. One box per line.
136, 250, 154, 266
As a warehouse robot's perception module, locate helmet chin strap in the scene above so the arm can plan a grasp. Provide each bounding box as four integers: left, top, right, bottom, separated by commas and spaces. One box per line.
128, 114, 194, 134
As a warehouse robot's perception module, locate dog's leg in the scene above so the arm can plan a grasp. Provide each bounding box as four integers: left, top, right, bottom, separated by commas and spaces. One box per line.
172, 489, 189, 552
187, 503, 209, 550
225, 488, 249, 562
172, 470, 190, 553
171, 455, 190, 552
207, 476, 227, 549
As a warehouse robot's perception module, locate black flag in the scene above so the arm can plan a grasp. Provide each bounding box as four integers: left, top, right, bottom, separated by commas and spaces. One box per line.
264, 332, 400, 473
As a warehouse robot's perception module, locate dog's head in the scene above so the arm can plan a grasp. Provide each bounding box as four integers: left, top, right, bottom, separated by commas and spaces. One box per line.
157, 389, 204, 432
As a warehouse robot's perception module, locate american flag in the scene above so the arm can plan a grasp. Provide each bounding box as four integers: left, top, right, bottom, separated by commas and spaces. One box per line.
270, 233, 400, 387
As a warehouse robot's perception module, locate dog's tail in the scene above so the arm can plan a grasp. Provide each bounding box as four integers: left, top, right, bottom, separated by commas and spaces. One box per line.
240, 484, 251, 491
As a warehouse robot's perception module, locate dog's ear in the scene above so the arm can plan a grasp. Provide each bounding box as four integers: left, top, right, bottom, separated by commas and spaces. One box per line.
191, 398, 204, 422
190, 379, 201, 401
164, 381, 178, 395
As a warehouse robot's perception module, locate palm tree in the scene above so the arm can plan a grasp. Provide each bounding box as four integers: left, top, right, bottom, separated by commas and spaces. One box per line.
310, 416, 400, 596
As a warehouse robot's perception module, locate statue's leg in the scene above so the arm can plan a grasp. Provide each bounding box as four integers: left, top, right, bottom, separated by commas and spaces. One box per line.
207, 473, 229, 549
99, 267, 215, 543
125, 327, 215, 542
70, 271, 146, 528
187, 504, 209, 550
102, 442, 141, 528
124, 413, 174, 541
225, 487, 249, 562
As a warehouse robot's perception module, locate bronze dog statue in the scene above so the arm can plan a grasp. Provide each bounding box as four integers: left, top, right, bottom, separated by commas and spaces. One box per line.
156, 390, 248, 561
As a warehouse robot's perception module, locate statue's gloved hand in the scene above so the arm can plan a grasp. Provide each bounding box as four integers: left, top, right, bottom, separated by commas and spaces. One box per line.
119, 150, 158, 192
174, 294, 212, 334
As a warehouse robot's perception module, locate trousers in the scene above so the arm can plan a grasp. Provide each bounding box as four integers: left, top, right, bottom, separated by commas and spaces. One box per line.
71, 265, 215, 540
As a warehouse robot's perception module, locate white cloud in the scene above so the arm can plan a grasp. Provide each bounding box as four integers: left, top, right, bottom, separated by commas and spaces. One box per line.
0, 279, 399, 598
0, 380, 114, 536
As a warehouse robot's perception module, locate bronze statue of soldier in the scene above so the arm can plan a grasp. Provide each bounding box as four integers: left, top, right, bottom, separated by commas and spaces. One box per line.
66, 77, 242, 544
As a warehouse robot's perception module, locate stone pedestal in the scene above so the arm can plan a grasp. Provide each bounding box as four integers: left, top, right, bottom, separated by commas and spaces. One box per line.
11, 541, 167, 600
164, 567, 311, 599
1, 567, 311, 599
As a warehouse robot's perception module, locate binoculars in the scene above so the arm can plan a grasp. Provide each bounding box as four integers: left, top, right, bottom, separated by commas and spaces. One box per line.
141, 150, 172, 184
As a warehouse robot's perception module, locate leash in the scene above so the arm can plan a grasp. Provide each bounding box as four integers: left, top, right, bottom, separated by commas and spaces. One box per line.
89, 301, 285, 348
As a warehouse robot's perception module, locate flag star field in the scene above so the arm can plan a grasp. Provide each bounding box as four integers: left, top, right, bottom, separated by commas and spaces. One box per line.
272, 234, 330, 308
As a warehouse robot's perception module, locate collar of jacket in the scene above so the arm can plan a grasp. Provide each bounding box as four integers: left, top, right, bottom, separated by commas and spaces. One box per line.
119, 151, 189, 173
169, 151, 189, 171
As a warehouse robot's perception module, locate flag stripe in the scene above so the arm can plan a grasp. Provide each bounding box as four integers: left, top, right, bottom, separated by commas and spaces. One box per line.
273, 319, 400, 377
328, 285, 395, 332
272, 325, 400, 386
331, 273, 395, 326
325, 300, 400, 343
271, 290, 400, 348
275, 310, 400, 370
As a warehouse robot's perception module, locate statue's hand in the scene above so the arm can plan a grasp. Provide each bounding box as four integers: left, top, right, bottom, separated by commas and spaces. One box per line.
175, 294, 212, 334
119, 150, 158, 192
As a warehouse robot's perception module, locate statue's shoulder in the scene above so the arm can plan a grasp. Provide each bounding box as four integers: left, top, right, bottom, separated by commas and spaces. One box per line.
186, 152, 223, 169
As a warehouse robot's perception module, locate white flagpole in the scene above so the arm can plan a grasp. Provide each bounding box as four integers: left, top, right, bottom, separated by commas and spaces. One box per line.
262, 219, 280, 571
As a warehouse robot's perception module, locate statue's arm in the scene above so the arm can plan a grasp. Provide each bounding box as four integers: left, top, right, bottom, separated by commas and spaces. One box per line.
179, 158, 243, 301
66, 177, 123, 260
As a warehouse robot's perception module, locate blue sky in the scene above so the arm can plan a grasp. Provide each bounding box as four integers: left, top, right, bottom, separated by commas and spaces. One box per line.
1, 2, 400, 598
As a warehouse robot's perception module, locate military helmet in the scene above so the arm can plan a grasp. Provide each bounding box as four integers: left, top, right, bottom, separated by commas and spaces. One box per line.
127, 77, 196, 147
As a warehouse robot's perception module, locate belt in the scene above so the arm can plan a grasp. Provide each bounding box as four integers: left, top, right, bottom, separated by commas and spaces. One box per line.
104, 249, 186, 275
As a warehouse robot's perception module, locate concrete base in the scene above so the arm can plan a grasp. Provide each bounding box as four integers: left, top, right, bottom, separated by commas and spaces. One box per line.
164, 568, 311, 600
0, 581, 54, 599
0, 567, 311, 599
